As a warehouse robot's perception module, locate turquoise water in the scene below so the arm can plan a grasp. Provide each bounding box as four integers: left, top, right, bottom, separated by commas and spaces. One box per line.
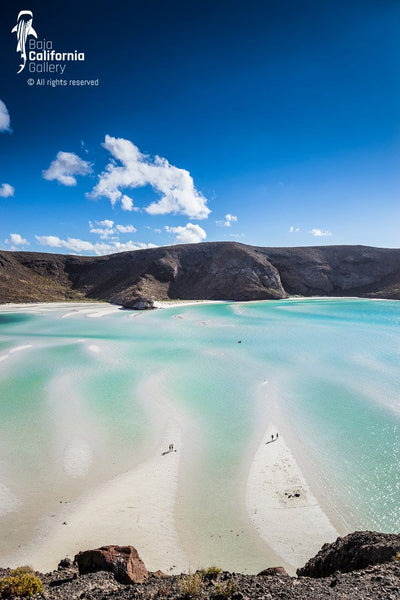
0, 299, 399, 564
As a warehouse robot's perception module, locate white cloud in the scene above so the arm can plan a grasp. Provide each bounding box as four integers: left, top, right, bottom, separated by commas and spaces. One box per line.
165, 222, 207, 244
89, 227, 114, 238
89, 135, 210, 219
88, 219, 115, 238
35, 234, 157, 256
89, 220, 137, 238
121, 194, 137, 211
0, 183, 14, 198
43, 151, 92, 186
97, 219, 114, 228
6, 233, 28, 246
289, 226, 300, 233
35, 235, 68, 248
217, 213, 238, 227
115, 224, 137, 233
0, 100, 11, 132
311, 228, 332, 237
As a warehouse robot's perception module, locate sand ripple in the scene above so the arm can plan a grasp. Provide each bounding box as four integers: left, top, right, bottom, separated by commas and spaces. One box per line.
0, 483, 21, 516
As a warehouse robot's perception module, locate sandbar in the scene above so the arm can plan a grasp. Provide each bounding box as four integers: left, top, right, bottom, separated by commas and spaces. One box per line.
246, 423, 339, 569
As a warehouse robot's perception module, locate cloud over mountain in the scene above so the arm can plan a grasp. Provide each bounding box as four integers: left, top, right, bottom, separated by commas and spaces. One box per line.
89, 135, 210, 219
43, 152, 92, 186
217, 214, 238, 227
165, 222, 207, 244
35, 234, 156, 256
311, 228, 332, 237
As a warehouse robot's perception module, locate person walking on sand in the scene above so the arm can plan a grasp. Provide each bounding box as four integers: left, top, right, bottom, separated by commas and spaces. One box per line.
271, 434, 274, 441
276, 432, 279, 439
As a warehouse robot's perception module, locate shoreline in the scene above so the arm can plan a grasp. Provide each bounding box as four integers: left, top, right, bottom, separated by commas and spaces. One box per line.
153, 300, 227, 309
0, 295, 394, 315
0, 301, 122, 317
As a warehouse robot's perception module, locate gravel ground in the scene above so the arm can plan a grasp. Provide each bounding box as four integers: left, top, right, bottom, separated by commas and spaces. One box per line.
1, 560, 399, 600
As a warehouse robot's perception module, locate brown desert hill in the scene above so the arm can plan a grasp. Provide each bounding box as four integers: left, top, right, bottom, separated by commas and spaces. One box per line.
0, 242, 400, 306
264, 244, 400, 299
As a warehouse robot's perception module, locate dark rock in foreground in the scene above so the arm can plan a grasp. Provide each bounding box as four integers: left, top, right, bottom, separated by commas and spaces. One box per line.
1, 242, 400, 306
257, 565, 289, 577
297, 531, 400, 578
75, 544, 148, 584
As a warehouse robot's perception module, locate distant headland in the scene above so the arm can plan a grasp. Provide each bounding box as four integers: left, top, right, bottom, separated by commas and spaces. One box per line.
1, 242, 399, 307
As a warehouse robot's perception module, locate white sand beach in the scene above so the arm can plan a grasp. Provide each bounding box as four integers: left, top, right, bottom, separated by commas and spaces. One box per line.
3, 370, 190, 575
1, 300, 224, 315
0, 484, 21, 517
246, 424, 339, 569
154, 300, 226, 309
0, 301, 122, 317
4, 416, 188, 575
51, 425, 183, 572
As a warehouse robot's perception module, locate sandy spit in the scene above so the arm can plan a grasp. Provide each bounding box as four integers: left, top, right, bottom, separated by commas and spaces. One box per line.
246, 424, 339, 570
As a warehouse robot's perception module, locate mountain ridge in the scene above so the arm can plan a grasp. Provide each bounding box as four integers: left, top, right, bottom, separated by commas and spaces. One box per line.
1, 242, 400, 306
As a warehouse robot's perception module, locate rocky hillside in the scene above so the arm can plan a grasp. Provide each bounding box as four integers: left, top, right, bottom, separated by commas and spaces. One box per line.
1, 243, 400, 306
1, 532, 399, 599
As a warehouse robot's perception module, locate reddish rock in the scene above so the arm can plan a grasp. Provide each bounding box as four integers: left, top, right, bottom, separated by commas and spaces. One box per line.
74, 545, 148, 584
151, 570, 168, 578
257, 566, 289, 577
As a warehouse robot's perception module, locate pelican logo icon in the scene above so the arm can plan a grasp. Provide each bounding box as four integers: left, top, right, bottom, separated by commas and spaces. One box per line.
11, 10, 38, 74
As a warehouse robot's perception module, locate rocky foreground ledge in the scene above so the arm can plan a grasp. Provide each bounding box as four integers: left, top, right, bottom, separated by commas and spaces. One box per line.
1, 532, 400, 600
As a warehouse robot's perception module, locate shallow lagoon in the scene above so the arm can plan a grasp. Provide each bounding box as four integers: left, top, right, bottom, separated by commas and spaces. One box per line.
0, 299, 399, 569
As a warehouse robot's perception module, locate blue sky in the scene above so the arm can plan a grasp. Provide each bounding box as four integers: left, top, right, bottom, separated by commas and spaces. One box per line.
0, 0, 399, 255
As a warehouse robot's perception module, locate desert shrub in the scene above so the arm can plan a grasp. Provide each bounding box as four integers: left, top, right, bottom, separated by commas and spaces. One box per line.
178, 571, 203, 597
200, 566, 222, 580
213, 581, 238, 599
0, 566, 44, 598
394, 550, 400, 562
9, 568, 32, 576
